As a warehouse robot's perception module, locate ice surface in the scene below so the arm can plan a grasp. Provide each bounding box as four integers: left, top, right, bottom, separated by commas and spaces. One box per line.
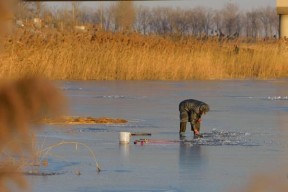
30, 80, 288, 192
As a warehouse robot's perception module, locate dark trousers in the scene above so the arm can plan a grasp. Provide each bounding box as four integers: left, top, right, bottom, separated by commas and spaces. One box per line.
179, 122, 200, 133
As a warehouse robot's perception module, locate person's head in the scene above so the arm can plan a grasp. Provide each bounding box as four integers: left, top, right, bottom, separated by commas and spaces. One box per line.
199, 104, 210, 115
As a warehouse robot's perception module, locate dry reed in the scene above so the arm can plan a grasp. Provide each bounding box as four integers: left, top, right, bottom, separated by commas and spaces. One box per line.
0, 77, 65, 192
42, 116, 128, 125
1, 29, 288, 80
0, 1, 65, 191
39, 141, 101, 172
0, 1, 66, 191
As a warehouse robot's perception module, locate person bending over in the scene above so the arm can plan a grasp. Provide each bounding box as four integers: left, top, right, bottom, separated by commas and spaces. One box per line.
179, 99, 210, 138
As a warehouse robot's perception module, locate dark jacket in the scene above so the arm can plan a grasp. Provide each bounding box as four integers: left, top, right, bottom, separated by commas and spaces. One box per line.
179, 99, 210, 124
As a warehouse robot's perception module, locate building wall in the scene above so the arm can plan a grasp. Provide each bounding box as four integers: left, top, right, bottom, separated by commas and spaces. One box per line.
277, 0, 288, 38
280, 15, 288, 38
277, 0, 288, 7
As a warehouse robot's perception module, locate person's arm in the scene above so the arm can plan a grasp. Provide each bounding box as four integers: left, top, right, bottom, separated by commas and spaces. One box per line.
191, 113, 201, 135
194, 121, 201, 135
191, 116, 197, 125
191, 113, 201, 124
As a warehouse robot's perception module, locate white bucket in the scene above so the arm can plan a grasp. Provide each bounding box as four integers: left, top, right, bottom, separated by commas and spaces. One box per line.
119, 132, 131, 144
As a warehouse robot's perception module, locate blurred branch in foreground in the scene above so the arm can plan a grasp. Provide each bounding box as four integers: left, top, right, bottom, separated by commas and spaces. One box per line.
0, 1, 66, 191
0, 77, 66, 192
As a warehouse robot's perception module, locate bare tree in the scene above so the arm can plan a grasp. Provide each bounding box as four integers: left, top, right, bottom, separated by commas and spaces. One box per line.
72, 1, 81, 25
221, 2, 240, 36
167, 9, 188, 35
135, 6, 151, 34
113, 1, 135, 31
35, 2, 43, 18
13, 1, 279, 39
246, 10, 261, 38
15, 2, 44, 20
15, 2, 31, 20
213, 10, 222, 33
189, 10, 199, 35
258, 6, 278, 38
53, 7, 74, 30
147, 7, 171, 35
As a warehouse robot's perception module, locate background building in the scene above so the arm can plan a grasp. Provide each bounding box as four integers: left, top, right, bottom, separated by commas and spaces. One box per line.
277, 0, 288, 38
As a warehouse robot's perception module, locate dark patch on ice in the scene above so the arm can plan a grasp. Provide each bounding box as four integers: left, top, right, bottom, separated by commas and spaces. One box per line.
93, 95, 146, 100
24, 160, 79, 177
105, 190, 179, 192
81, 188, 180, 192
78, 123, 157, 133
99, 169, 132, 173
79, 127, 108, 133
113, 169, 132, 173
104, 123, 157, 129
24, 171, 66, 176
42, 160, 80, 172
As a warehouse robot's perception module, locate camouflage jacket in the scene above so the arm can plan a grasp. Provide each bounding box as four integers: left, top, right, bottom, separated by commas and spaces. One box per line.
179, 99, 209, 113
179, 99, 210, 124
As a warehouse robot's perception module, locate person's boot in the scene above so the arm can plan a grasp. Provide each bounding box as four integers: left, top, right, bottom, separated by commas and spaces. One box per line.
179, 122, 186, 137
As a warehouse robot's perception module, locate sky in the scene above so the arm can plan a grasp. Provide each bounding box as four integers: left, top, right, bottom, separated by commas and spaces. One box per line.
46, 0, 276, 11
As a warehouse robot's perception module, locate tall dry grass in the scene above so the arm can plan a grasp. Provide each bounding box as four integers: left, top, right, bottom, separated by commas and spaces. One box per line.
1, 28, 288, 80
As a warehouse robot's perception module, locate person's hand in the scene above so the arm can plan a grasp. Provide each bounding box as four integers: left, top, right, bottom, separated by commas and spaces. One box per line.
193, 129, 200, 135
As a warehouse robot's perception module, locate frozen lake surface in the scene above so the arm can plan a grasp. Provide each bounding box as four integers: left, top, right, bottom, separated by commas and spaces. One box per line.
30, 80, 288, 192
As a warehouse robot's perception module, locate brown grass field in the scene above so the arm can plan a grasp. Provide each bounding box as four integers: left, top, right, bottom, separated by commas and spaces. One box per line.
1, 28, 288, 80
